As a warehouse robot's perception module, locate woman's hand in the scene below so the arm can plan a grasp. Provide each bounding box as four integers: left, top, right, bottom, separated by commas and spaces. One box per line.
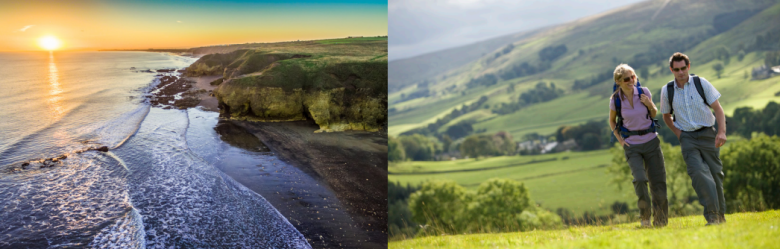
618, 136, 630, 148
640, 94, 653, 108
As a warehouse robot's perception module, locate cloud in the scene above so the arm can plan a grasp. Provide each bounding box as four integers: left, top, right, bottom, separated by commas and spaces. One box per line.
388, 0, 646, 61
177, 20, 183, 23
16, 25, 35, 32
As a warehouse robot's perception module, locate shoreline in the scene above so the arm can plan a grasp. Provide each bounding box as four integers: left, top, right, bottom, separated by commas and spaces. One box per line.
178, 72, 388, 247
231, 120, 388, 248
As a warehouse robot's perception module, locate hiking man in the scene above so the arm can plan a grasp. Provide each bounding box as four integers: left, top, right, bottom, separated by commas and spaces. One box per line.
660, 52, 728, 225
609, 64, 668, 227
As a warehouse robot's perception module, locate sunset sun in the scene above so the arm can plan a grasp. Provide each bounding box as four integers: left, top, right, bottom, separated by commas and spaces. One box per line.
39, 36, 61, 51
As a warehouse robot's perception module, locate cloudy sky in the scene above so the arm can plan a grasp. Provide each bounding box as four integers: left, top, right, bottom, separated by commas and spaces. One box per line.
389, 0, 648, 61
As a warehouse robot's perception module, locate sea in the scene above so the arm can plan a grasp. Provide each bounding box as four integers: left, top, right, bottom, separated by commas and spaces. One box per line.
0, 51, 311, 248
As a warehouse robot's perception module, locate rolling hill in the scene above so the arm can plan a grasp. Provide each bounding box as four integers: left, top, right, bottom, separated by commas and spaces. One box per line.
389, 0, 780, 139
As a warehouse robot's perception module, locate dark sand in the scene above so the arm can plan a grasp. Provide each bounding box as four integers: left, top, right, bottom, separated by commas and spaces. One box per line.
187, 75, 388, 248
191, 75, 221, 112
231, 120, 388, 248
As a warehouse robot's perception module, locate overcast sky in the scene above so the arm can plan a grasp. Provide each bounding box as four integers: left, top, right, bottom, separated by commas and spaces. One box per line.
389, 0, 648, 61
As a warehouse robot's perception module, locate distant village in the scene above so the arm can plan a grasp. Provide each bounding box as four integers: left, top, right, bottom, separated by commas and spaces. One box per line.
752, 64, 780, 80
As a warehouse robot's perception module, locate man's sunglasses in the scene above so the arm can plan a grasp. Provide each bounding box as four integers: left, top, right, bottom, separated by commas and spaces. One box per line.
621, 75, 634, 83
671, 66, 688, 72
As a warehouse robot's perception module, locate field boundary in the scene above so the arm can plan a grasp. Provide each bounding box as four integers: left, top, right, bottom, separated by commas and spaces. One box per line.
388, 157, 558, 175
462, 164, 607, 187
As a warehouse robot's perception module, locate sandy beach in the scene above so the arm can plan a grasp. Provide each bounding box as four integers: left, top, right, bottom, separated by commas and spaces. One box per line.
182, 74, 388, 248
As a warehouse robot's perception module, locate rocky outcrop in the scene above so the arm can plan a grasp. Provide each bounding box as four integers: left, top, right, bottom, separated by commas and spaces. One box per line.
194, 49, 387, 133
216, 85, 386, 132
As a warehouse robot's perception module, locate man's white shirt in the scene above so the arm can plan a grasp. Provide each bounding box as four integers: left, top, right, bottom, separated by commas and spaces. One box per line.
659, 75, 721, 132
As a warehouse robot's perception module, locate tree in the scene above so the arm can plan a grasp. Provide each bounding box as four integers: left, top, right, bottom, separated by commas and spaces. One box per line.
409, 179, 562, 234
539, 45, 568, 62
728, 102, 780, 138
560, 119, 607, 149
639, 67, 649, 80
445, 121, 473, 139
737, 50, 746, 62
398, 134, 436, 161
555, 126, 566, 143
712, 63, 724, 79
441, 134, 453, 153
579, 133, 601, 151
388, 181, 419, 238
493, 131, 516, 156
467, 179, 532, 232
408, 180, 470, 233
388, 136, 406, 162
460, 135, 500, 158
715, 45, 731, 65
766, 51, 780, 67
722, 134, 780, 211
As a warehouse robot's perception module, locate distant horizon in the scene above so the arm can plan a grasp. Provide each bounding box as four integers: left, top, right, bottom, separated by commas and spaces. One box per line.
0, 35, 389, 52
1, 0, 387, 52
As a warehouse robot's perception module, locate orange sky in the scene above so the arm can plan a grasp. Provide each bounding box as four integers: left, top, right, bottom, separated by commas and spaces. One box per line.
0, 0, 387, 51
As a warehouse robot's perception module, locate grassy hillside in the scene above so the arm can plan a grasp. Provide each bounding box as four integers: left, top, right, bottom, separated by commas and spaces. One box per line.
389, 29, 549, 93
187, 37, 389, 131
388, 0, 780, 138
389, 150, 633, 216
389, 210, 780, 248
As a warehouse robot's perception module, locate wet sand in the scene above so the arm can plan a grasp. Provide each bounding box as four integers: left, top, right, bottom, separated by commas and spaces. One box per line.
231, 120, 388, 248
191, 75, 221, 112
186, 75, 388, 248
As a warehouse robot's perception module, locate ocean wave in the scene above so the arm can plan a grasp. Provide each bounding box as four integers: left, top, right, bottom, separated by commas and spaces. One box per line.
115, 108, 310, 248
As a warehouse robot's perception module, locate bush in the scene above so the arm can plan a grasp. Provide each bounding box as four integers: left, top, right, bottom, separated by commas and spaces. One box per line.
408, 180, 470, 234
388, 136, 406, 162
409, 179, 562, 235
398, 134, 436, 161
389, 181, 420, 239
467, 179, 532, 232
722, 134, 780, 211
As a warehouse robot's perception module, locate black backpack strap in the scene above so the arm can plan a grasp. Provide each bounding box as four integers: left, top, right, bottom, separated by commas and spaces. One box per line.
637, 86, 651, 119
666, 81, 675, 120
691, 75, 709, 106
613, 91, 623, 122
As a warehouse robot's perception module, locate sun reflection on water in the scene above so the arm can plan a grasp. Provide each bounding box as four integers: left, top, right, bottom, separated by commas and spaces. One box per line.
47, 51, 64, 119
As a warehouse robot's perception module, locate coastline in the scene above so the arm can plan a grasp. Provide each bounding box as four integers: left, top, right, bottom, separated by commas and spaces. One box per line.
232, 120, 389, 247
190, 75, 221, 111
170, 55, 388, 247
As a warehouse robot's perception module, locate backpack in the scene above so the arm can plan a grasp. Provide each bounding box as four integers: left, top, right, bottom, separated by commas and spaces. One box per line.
612, 80, 659, 142
666, 74, 708, 121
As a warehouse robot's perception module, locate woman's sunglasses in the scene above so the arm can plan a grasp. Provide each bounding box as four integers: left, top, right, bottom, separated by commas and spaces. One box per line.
621, 75, 635, 82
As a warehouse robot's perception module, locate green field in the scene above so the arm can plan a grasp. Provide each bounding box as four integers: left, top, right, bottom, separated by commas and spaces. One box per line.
389, 150, 634, 215
390, 210, 780, 248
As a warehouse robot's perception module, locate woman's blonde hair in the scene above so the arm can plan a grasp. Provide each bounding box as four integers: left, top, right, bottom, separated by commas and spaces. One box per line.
613, 64, 636, 100
613, 64, 636, 83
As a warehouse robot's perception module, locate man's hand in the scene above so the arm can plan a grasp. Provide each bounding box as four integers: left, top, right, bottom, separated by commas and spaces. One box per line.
640, 94, 653, 108
715, 131, 727, 148
674, 129, 681, 140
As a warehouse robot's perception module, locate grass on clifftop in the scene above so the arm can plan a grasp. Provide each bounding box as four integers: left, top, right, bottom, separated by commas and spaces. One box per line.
390, 210, 780, 249
189, 37, 388, 95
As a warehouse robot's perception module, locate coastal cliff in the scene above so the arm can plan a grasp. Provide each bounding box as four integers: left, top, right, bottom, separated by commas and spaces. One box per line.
186, 38, 388, 132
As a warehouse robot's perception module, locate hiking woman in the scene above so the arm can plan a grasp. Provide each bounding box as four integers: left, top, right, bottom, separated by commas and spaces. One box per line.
608, 64, 668, 227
